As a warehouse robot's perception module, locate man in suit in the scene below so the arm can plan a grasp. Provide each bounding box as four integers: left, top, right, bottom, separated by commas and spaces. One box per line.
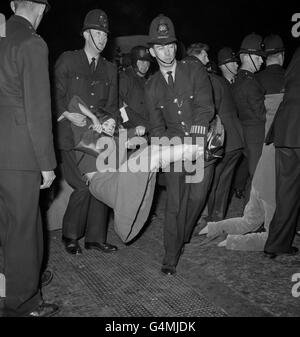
0, 0, 59, 316
232, 33, 266, 205
264, 47, 300, 258
54, 9, 118, 255
145, 14, 215, 275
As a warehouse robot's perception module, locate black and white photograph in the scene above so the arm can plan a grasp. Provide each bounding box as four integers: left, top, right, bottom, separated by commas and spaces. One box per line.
0, 0, 300, 324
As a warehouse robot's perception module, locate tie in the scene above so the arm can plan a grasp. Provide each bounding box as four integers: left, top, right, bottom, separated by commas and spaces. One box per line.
90, 57, 96, 73
167, 71, 174, 88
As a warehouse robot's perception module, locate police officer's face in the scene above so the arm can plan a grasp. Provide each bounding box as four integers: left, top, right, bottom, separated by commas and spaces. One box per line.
227, 61, 239, 75
251, 54, 264, 72
136, 60, 150, 76
151, 43, 176, 66
199, 50, 209, 66
87, 29, 108, 53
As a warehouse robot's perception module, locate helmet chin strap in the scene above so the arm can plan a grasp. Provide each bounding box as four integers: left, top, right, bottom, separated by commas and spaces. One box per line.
89, 30, 102, 53
249, 54, 258, 72
156, 55, 176, 66
225, 63, 236, 76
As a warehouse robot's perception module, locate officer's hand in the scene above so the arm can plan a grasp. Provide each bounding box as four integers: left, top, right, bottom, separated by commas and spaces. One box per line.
40, 171, 56, 190
135, 125, 146, 136
66, 112, 87, 127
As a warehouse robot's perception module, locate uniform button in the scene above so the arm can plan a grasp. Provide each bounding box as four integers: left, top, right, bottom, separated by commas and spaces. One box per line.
185, 132, 189, 136
90, 105, 94, 109
91, 92, 95, 96
76, 76, 79, 80
181, 121, 185, 126
178, 111, 182, 115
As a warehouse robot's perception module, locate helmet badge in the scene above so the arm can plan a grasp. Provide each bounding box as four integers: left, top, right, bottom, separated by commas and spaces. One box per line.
158, 23, 169, 36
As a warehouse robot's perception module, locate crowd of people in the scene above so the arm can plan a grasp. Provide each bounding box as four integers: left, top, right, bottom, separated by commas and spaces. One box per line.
0, 0, 300, 317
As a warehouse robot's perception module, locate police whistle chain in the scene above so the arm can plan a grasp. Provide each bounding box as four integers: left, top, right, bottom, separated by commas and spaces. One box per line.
0, 13, 6, 38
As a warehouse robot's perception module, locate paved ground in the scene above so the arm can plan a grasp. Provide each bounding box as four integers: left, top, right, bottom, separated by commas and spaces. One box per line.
1, 187, 300, 317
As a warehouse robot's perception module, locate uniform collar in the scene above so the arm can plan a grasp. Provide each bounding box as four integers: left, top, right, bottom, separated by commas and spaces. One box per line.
12, 14, 36, 31
238, 69, 254, 77
83, 49, 100, 66
160, 61, 177, 84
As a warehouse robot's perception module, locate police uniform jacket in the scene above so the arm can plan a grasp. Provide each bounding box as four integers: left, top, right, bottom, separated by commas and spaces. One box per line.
209, 74, 244, 152
266, 47, 300, 147
232, 69, 266, 144
54, 49, 118, 150
256, 64, 285, 95
0, 15, 56, 171
145, 60, 214, 141
119, 66, 150, 130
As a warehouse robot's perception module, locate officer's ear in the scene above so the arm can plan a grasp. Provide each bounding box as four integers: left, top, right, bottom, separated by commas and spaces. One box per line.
10, 1, 16, 13
149, 47, 156, 58
83, 30, 89, 41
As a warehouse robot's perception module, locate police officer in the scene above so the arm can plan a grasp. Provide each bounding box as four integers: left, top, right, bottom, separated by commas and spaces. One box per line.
232, 33, 266, 205
256, 34, 285, 95
187, 44, 244, 223
119, 45, 152, 134
218, 47, 246, 200
54, 9, 118, 255
145, 14, 215, 275
0, 0, 59, 317
218, 47, 239, 83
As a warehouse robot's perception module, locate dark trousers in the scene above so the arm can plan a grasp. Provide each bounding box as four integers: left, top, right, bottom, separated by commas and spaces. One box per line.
232, 153, 249, 192
60, 150, 109, 243
208, 149, 242, 221
265, 148, 300, 253
0, 170, 43, 316
163, 163, 214, 267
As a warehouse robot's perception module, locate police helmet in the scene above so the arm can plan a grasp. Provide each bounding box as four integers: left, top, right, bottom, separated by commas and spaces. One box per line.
148, 14, 177, 45
82, 9, 109, 34
130, 46, 152, 65
218, 47, 238, 66
239, 33, 265, 57
264, 34, 285, 55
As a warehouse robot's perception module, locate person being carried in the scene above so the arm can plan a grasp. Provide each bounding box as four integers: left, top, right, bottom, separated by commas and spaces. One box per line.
69, 97, 204, 244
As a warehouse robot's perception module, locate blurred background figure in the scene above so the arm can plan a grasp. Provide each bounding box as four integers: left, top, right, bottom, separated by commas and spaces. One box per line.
118, 45, 152, 134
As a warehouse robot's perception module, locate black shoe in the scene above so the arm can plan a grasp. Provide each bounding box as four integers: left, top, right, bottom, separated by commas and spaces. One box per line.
27, 302, 60, 317
62, 237, 82, 255
161, 265, 176, 276
85, 242, 118, 253
41, 270, 53, 287
264, 246, 299, 259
